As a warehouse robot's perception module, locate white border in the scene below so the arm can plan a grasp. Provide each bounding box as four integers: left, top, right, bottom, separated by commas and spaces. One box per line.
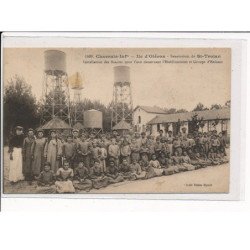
1, 32, 246, 201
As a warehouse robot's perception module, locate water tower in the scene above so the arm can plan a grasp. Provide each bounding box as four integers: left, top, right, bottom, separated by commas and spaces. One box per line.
40, 50, 71, 125
69, 72, 84, 124
111, 66, 133, 128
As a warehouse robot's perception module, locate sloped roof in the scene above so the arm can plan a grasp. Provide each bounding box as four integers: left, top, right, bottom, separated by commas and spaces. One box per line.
147, 108, 230, 125
134, 105, 167, 114
73, 122, 84, 130
41, 117, 72, 130
112, 120, 131, 130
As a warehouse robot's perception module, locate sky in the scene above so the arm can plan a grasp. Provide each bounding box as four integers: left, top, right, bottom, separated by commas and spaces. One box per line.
3, 47, 231, 111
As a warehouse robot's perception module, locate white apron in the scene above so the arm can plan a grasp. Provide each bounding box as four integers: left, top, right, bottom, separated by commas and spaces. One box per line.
9, 147, 24, 182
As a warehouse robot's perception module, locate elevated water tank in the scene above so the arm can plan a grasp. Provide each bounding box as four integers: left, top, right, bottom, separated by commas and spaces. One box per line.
114, 66, 130, 86
44, 50, 66, 76
84, 109, 103, 129
69, 72, 84, 89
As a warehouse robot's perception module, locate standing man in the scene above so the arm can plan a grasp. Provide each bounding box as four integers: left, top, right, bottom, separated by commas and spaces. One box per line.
23, 128, 35, 184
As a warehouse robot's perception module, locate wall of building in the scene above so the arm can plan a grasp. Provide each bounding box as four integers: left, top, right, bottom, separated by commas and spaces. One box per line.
133, 108, 162, 133
150, 119, 230, 137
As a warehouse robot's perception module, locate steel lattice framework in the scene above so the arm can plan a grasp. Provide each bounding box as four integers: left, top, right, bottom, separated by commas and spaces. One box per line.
72, 88, 83, 124
111, 80, 133, 128
40, 71, 72, 126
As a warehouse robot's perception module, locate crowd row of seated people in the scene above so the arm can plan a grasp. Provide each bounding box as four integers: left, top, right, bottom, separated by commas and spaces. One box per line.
35, 129, 229, 193
9, 125, 229, 191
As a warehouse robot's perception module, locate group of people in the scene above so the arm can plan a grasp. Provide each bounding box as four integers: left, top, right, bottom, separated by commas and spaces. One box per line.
7, 126, 229, 193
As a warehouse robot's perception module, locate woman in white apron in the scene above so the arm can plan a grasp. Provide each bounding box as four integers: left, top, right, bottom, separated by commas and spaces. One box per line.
8, 126, 25, 183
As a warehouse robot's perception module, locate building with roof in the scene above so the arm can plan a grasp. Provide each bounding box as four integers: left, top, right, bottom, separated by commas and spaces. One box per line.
39, 117, 72, 138
133, 105, 167, 133
40, 117, 72, 130
147, 108, 230, 137
112, 119, 131, 135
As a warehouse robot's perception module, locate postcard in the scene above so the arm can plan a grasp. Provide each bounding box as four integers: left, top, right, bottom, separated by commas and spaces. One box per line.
1, 33, 245, 199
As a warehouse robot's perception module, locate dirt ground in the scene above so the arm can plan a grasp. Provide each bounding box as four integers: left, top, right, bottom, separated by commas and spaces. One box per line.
2, 147, 230, 194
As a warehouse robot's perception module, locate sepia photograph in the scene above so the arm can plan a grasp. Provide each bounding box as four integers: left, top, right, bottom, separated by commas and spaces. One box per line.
2, 46, 231, 194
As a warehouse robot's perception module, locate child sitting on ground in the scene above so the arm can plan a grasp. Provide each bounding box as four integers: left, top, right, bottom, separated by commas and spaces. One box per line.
55, 161, 75, 193
130, 158, 144, 179
149, 154, 161, 169
119, 158, 137, 181
171, 150, 182, 170
148, 154, 163, 176
181, 151, 195, 171
90, 160, 110, 189
158, 152, 168, 168
106, 160, 124, 184
139, 157, 157, 179
191, 150, 209, 169
73, 161, 92, 192
36, 162, 54, 186
162, 157, 179, 176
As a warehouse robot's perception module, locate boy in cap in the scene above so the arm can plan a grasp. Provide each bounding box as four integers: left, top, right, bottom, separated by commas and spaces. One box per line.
72, 129, 81, 145
62, 135, 77, 168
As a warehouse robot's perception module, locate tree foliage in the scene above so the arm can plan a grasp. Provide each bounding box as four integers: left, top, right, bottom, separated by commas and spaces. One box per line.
164, 108, 188, 114
210, 104, 222, 110
224, 100, 231, 108
4, 75, 40, 138
192, 102, 208, 112
188, 114, 205, 133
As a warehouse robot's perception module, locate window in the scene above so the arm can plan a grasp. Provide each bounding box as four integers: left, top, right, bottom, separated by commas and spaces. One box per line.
138, 116, 141, 124
157, 124, 160, 132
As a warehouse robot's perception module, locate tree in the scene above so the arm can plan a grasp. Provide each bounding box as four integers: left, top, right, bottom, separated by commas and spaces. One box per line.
224, 100, 231, 108
4, 75, 40, 140
176, 108, 188, 113
188, 114, 205, 134
210, 104, 222, 110
192, 102, 208, 111
164, 108, 176, 114
164, 108, 188, 114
